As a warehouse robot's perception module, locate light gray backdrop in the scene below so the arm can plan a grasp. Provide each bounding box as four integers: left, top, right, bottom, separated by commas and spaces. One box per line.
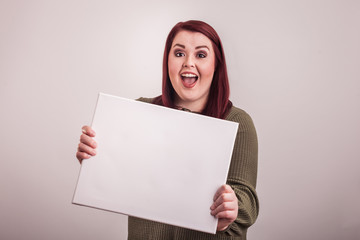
1, 0, 359, 239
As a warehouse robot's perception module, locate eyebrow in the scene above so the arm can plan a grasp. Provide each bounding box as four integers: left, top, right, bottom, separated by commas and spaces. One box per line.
173, 43, 185, 49
195, 45, 210, 50
173, 43, 210, 50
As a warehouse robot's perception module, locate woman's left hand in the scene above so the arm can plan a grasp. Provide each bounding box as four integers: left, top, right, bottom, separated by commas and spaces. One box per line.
210, 184, 238, 231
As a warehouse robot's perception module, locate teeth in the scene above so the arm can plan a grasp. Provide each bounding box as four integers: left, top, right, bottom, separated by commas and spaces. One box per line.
181, 73, 197, 78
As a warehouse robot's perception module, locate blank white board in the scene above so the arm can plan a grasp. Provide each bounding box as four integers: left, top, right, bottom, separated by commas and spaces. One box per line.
73, 93, 238, 234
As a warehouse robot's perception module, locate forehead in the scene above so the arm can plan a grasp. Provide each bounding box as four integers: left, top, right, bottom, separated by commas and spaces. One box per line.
172, 30, 213, 49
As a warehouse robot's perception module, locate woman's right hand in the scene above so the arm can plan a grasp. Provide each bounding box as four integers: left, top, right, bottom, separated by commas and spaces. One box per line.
76, 126, 97, 163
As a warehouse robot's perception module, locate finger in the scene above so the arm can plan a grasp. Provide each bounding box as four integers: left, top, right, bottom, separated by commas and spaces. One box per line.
211, 202, 236, 217
215, 210, 237, 221
80, 134, 97, 149
82, 126, 96, 137
213, 184, 233, 201
211, 185, 235, 210
210, 192, 233, 210
76, 151, 91, 163
78, 142, 97, 156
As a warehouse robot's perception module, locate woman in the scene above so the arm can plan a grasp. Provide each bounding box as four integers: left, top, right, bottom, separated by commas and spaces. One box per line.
77, 20, 259, 239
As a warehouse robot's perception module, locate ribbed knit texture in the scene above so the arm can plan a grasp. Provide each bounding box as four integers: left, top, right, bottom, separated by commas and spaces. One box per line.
128, 98, 259, 240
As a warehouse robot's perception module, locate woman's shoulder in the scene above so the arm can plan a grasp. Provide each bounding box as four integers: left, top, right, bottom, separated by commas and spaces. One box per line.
226, 105, 255, 127
136, 97, 155, 104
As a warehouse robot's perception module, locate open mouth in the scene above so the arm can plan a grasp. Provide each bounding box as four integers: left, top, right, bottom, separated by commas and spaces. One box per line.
181, 73, 198, 88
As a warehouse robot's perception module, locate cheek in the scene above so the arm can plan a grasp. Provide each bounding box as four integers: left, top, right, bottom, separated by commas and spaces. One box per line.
168, 59, 179, 80
201, 63, 215, 81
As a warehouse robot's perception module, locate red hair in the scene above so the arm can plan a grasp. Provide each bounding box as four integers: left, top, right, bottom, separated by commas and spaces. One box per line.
153, 20, 232, 119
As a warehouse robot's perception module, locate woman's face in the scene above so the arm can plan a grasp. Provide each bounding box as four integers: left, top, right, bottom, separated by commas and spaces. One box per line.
168, 30, 216, 112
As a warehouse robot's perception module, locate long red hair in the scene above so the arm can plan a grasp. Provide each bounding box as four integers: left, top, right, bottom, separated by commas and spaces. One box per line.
153, 20, 232, 119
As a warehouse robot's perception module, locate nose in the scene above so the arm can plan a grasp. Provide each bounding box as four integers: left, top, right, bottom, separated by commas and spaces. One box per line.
183, 55, 195, 68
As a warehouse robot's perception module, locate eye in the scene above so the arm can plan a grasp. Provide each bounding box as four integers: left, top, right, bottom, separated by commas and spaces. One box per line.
175, 51, 185, 57
197, 52, 207, 58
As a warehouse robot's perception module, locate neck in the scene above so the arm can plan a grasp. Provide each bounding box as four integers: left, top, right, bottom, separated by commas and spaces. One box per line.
174, 96, 208, 113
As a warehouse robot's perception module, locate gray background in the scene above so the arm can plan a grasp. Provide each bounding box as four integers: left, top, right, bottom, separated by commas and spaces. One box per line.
1, 0, 359, 239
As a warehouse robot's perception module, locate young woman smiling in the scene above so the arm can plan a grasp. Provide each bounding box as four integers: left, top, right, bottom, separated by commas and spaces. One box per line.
76, 20, 259, 240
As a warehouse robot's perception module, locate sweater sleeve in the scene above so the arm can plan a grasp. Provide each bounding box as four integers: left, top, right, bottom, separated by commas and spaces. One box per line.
222, 107, 259, 236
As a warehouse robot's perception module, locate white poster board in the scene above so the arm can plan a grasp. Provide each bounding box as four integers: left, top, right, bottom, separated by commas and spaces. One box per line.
73, 93, 238, 234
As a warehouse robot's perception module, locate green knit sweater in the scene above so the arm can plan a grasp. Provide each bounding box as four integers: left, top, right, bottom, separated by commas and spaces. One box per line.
128, 98, 259, 240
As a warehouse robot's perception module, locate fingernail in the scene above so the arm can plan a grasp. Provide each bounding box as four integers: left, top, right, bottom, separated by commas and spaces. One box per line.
82, 129, 87, 134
